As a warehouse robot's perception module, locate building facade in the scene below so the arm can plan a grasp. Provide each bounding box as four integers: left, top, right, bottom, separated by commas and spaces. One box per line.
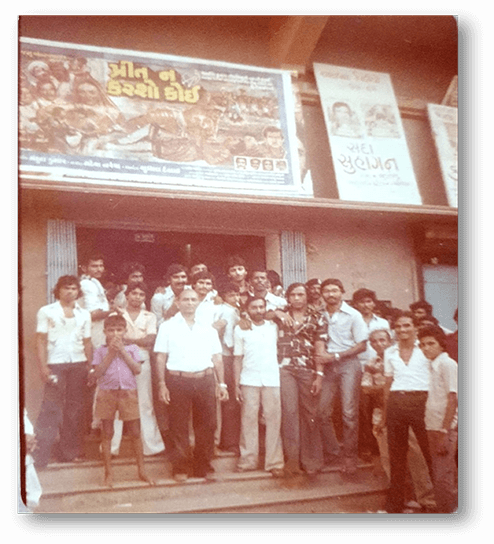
19, 16, 458, 419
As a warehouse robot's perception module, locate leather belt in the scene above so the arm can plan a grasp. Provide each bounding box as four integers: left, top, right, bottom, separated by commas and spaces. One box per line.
167, 368, 214, 379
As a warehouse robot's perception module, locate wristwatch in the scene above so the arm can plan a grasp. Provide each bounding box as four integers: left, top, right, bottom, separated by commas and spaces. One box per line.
334, 353, 341, 362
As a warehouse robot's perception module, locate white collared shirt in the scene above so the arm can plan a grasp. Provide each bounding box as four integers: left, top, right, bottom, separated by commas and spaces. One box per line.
425, 351, 458, 430
36, 301, 91, 364
234, 320, 280, 387
79, 275, 109, 349
121, 309, 157, 363
323, 301, 368, 353
384, 343, 430, 391
154, 312, 222, 372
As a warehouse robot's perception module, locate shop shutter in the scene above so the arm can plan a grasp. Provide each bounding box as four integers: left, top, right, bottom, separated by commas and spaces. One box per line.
46, 219, 78, 303
280, 231, 307, 288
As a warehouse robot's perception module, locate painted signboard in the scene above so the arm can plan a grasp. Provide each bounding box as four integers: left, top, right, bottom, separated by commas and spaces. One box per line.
427, 103, 458, 208
19, 38, 308, 197
313, 63, 422, 205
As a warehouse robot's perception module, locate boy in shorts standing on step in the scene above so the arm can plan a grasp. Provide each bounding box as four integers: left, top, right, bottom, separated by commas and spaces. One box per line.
89, 314, 154, 488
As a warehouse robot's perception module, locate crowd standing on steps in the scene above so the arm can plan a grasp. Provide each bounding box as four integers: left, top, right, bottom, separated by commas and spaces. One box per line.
27, 253, 458, 514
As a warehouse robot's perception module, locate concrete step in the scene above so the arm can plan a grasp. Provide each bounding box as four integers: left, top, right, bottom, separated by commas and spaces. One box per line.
35, 456, 388, 513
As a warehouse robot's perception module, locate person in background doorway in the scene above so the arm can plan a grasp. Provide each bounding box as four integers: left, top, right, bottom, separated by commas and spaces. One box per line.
151, 264, 189, 327
33, 275, 92, 468
226, 255, 251, 306
418, 325, 458, 513
267, 270, 284, 298
113, 262, 146, 310
445, 308, 458, 363
409, 300, 452, 335
110, 282, 165, 457
306, 278, 325, 313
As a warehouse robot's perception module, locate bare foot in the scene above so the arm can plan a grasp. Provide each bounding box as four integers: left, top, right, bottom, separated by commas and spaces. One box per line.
139, 471, 155, 486
104, 473, 113, 488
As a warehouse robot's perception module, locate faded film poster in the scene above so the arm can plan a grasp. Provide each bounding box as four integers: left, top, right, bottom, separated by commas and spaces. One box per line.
313, 63, 422, 205
427, 103, 458, 208
19, 38, 308, 197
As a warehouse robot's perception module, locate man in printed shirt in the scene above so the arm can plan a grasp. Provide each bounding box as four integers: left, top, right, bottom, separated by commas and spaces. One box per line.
316, 278, 368, 474
33, 275, 92, 468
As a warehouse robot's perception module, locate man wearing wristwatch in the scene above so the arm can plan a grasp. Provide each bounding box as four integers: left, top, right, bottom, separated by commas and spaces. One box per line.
154, 289, 228, 482
316, 278, 368, 474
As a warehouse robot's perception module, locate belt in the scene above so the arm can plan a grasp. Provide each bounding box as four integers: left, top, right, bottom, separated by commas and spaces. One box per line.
391, 390, 428, 395
167, 368, 214, 379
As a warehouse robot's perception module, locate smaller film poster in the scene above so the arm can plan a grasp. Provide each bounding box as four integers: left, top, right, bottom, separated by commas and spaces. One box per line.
314, 63, 422, 206
427, 104, 458, 208
19, 39, 309, 197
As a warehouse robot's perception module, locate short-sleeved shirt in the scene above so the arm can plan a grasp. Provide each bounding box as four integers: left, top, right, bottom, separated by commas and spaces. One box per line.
234, 320, 279, 387
79, 275, 110, 349
384, 343, 430, 391
323, 301, 368, 353
92, 343, 141, 390
154, 312, 222, 372
214, 303, 240, 356
264, 291, 287, 311
425, 351, 458, 431
121, 309, 157, 363
276, 307, 329, 370
36, 301, 91, 364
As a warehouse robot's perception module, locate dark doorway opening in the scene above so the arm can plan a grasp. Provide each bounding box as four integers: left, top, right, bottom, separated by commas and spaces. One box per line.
76, 226, 266, 291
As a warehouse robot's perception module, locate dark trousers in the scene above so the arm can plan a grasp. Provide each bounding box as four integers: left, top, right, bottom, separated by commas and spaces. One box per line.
385, 391, 433, 513
166, 372, 217, 477
33, 362, 87, 467
358, 387, 382, 457
219, 355, 241, 451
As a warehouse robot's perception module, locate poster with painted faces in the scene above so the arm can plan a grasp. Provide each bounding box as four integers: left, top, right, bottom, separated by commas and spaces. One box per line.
19, 38, 308, 197
314, 63, 422, 205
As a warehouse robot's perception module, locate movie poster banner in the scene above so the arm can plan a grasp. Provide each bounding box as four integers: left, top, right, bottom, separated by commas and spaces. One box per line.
313, 63, 422, 205
427, 103, 458, 208
19, 38, 308, 197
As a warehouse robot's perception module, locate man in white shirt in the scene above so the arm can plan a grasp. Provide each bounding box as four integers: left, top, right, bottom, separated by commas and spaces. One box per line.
234, 296, 284, 477
34, 275, 92, 468
418, 324, 458, 513
79, 253, 114, 349
316, 279, 368, 474
381, 311, 433, 513
154, 289, 227, 481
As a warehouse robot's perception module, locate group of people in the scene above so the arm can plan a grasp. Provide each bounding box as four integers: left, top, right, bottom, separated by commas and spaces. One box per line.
27, 252, 458, 513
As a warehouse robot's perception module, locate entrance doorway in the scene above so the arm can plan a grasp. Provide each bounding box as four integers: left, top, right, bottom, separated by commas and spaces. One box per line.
76, 226, 266, 291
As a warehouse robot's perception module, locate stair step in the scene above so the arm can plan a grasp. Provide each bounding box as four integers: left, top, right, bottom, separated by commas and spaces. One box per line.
35, 464, 388, 513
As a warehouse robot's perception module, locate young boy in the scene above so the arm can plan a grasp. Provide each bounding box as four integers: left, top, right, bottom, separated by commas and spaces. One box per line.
418, 324, 458, 513
234, 296, 284, 477
89, 314, 154, 488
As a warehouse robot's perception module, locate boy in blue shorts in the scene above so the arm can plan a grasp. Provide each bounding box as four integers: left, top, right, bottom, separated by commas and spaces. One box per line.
89, 314, 154, 488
